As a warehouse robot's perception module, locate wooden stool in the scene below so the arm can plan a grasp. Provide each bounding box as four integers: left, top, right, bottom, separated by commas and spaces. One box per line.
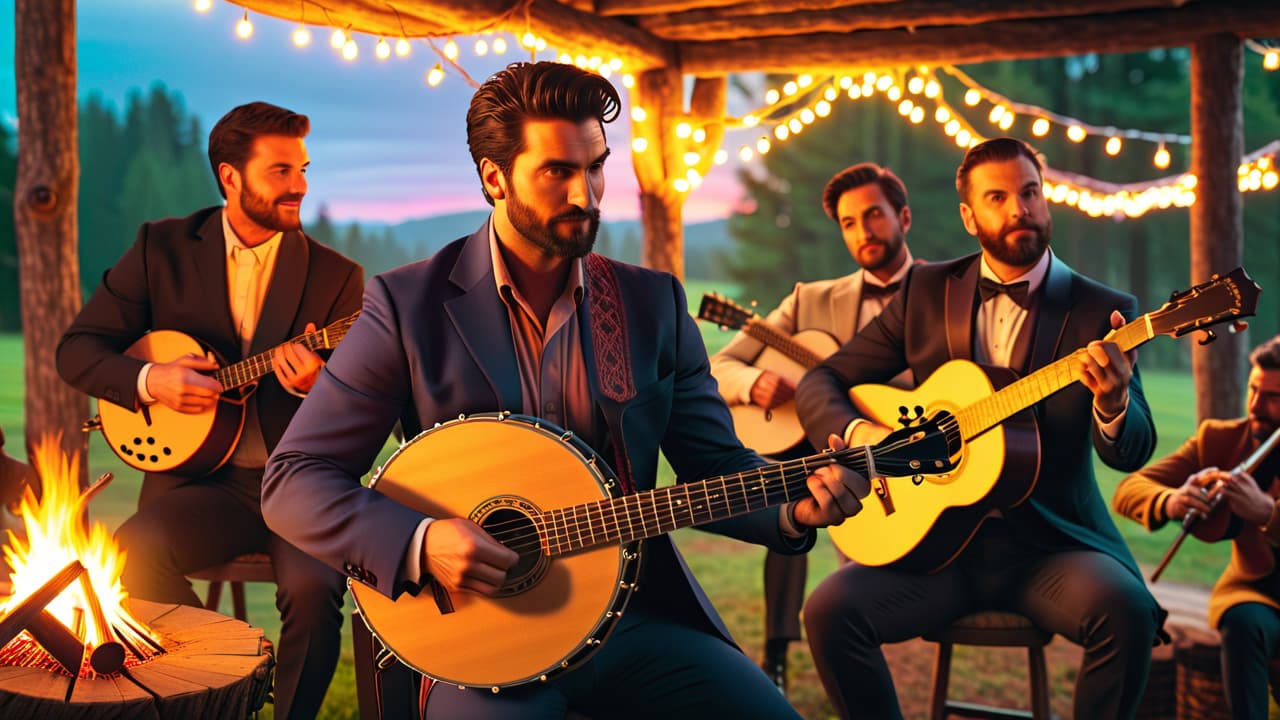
924, 611, 1053, 720
188, 553, 275, 622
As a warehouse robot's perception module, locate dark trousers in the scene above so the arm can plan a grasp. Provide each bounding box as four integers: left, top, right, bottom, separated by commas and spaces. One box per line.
1220, 601, 1280, 720
804, 522, 1161, 720
422, 606, 802, 719
763, 551, 806, 643
115, 465, 346, 720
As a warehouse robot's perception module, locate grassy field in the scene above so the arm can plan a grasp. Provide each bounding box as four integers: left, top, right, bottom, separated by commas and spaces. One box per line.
0, 279, 1224, 717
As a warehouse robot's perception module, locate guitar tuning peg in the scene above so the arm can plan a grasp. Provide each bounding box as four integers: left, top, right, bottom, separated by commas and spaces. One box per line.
1197, 329, 1218, 346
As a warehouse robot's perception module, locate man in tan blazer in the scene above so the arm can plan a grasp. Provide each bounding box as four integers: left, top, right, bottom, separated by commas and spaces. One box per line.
710, 162, 918, 692
1114, 334, 1280, 719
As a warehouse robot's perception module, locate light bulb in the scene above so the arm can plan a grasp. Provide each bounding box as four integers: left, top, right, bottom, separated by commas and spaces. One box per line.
964, 89, 981, 106
756, 137, 771, 154
684, 151, 700, 167
330, 29, 346, 49
342, 39, 358, 61
493, 36, 508, 54
1105, 136, 1122, 156
376, 38, 391, 60
1154, 146, 1171, 169
427, 63, 445, 86
739, 146, 754, 162
675, 122, 692, 139
935, 107, 951, 123
1265, 51, 1280, 71
443, 40, 458, 60
396, 38, 411, 57
765, 89, 780, 105
521, 31, 537, 48
236, 12, 253, 39
293, 26, 311, 47
474, 39, 489, 56
692, 128, 707, 143
714, 149, 728, 165
632, 138, 648, 153
1031, 118, 1050, 137
630, 107, 647, 122
1067, 125, 1086, 143
673, 178, 690, 193
194, 0, 213, 12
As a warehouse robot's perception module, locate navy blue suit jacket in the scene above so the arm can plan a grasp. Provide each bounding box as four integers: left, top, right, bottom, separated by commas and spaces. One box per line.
263, 222, 814, 643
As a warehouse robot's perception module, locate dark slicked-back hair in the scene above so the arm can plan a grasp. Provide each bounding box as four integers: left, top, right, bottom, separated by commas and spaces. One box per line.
955, 137, 1043, 204
208, 102, 310, 199
467, 61, 621, 206
821, 163, 909, 220
1252, 335, 1280, 371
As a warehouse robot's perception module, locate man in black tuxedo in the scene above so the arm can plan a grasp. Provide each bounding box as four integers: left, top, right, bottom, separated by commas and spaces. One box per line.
795, 137, 1162, 719
57, 102, 363, 719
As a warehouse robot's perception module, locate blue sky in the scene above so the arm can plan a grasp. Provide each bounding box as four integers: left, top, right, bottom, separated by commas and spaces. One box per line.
1, 0, 746, 223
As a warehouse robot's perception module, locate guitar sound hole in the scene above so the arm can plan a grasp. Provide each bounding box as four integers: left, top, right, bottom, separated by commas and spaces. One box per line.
480, 508, 546, 598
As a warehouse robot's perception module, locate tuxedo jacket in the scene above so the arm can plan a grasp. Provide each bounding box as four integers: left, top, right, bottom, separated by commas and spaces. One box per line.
1114, 418, 1280, 627
262, 222, 814, 644
796, 251, 1156, 577
57, 206, 364, 485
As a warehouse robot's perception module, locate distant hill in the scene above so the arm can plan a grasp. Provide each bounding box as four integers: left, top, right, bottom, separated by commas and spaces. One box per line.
333, 210, 733, 280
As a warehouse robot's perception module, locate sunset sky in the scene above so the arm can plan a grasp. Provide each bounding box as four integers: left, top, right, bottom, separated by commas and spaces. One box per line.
0, 0, 752, 224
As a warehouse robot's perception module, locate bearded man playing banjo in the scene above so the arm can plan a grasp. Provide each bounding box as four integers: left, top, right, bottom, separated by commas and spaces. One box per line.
263, 62, 879, 719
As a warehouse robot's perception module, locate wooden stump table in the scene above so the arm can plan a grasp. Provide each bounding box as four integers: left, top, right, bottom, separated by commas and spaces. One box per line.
0, 598, 273, 719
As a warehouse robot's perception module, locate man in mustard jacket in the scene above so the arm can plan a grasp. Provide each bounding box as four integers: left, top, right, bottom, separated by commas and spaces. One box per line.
1114, 334, 1280, 719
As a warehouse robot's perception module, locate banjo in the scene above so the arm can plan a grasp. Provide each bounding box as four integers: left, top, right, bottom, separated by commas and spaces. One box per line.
349, 411, 960, 691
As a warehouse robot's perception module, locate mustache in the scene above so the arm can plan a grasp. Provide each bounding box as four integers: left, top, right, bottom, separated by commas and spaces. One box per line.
276, 194, 305, 205
553, 208, 600, 223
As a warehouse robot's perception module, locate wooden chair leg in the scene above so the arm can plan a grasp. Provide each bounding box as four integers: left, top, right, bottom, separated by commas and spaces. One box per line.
930, 641, 953, 720
1028, 645, 1050, 720
231, 581, 248, 622
205, 580, 223, 613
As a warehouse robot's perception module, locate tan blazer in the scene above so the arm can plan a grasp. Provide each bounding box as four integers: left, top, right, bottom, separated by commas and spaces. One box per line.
711, 271, 873, 406
1113, 418, 1280, 627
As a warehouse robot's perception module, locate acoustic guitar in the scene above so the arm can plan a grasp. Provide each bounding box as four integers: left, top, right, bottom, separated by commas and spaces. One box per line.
697, 293, 840, 455
827, 268, 1260, 572
350, 411, 960, 691
91, 311, 360, 476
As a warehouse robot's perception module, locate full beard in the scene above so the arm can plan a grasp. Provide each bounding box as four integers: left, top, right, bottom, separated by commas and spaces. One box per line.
240, 182, 303, 233
506, 185, 599, 260
858, 230, 905, 273
976, 217, 1051, 268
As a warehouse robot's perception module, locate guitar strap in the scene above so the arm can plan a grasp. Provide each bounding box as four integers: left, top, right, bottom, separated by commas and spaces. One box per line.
585, 252, 637, 494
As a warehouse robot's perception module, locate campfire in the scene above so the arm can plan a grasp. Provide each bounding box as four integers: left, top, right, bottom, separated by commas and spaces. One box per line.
0, 440, 163, 678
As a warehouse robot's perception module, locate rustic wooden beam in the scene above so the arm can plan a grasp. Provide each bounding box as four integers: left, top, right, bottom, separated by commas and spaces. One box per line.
680, 1, 1280, 75
641, 0, 1187, 42
14, 0, 86, 478
631, 68, 686, 278
242, 0, 674, 71
1190, 34, 1246, 423
597, 0, 893, 16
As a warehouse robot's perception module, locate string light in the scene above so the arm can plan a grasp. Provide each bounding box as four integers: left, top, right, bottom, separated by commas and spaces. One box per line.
235, 11, 253, 39
1031, 117, 1050, 137
342, 38, 358, 61
443, 39, 459, 61
292, 25, 311, 47
632, 138, 648, 153
330, 28, 347, 49
426, 63, 445, 87
1067, 125, 1086, 143
1105, 136, 1123, 156
474, 38, 489, 56
396, 38, 411, 57
375, 38, 391, 60
492, 36, 508, 54
194, 0, 212, 12
1154, 144, 1171, 169
1267, 52, 1280, 71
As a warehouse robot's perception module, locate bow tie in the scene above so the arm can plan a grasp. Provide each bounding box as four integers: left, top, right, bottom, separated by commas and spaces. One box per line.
862, 281, 901, 300
978, 277, 1031, 309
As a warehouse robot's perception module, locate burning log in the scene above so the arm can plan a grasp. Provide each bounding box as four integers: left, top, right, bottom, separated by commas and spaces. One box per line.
77, 574, 124, 674
0, 560, 84, 650
25, 609, 85, 675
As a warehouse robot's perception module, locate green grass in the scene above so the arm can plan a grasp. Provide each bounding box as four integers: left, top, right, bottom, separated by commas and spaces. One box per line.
0, 308, 1219, 718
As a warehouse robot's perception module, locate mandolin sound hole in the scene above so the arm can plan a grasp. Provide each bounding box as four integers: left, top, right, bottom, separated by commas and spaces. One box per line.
479, 507, 547, 598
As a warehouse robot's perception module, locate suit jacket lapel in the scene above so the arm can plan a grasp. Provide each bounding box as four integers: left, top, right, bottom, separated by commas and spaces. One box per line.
832, 269, 862, 342
1027, 254, 1072, 372
194, 210, 239, 355
444, 223, 524, 412
249, 230, 309, 356
945, 256, 980, 361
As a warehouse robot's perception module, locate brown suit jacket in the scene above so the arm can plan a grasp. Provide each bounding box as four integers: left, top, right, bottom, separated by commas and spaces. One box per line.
1113, 417, 1280, 627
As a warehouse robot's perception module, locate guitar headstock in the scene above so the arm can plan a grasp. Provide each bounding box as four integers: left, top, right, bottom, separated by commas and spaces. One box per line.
696, 293, 756, 331
318, 310, 363, 349
865, 411, 961, 478
1147, 267, 1260, 339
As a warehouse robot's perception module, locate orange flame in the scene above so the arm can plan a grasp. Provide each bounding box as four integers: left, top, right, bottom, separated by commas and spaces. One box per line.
0, 439, 158, 660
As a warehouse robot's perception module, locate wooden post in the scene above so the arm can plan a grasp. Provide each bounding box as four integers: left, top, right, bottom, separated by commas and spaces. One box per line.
1190, 34, 1245, 422
14, 0, 86, 478
631, 67, 686, 278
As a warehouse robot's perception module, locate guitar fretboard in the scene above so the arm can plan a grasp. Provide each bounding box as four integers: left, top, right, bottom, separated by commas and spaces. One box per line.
212, 316, 356, 391
956, 316, 1151, 439
742, 320, 825, 369
535, 451, 859, 555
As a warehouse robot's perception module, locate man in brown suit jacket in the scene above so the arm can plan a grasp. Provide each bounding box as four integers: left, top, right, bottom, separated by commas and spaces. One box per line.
1114, 334, 1280, 719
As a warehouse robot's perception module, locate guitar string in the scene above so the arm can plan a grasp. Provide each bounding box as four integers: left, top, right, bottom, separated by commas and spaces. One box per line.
464, 429, 947, 553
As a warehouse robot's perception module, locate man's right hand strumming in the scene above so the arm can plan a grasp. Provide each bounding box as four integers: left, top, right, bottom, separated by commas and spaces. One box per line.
423, 517, 520, 596
145, 353, 222, 413
750, 371, 796, 409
